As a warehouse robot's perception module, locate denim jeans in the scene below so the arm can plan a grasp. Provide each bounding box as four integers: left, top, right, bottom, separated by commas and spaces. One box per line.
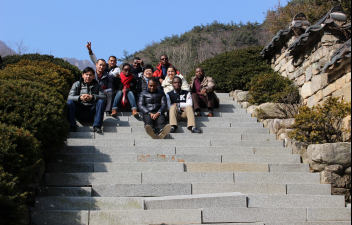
67, 100, 105, 128
112, 91, 137, 110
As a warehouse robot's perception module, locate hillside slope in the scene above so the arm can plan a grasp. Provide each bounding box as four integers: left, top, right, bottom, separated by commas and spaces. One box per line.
129, 21, 271, 77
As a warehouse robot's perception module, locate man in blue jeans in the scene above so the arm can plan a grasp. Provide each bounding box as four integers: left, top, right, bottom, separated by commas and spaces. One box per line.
67, 67, 107, 133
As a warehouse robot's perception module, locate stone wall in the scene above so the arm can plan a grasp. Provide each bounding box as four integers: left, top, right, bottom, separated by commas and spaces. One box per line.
261, 8, 351, 107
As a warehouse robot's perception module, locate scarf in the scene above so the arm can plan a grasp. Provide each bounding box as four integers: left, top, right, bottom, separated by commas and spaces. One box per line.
120, 72, 133, 89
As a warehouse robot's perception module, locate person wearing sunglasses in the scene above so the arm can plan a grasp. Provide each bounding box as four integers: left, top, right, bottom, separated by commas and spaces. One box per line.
111, 63, 139, 118
153, 54, 180, 84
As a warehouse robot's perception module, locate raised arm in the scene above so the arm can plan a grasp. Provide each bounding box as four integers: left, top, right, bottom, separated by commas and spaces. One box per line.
86, 42, 98, 64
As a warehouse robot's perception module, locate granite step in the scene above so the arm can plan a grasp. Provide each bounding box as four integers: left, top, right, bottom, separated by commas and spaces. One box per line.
38, 187, 92, 197
144, 192, 247, 210
34, 196, 144, 211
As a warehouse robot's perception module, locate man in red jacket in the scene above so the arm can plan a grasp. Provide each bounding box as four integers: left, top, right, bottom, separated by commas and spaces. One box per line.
153, 54, 180, 84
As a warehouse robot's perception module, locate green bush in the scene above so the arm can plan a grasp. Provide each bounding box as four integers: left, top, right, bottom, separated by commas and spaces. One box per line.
248, 72, 300, 105
290, 97, 351, 144
186, 46, 273, 92
0, 168, 27, 225
0, 80, 69, 154
0, 53, 82, 81
0, 123, 41, 185
0, 60, 75, 98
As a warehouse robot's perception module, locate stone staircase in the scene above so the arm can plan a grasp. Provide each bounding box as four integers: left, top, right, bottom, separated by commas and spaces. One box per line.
31, 93, 351, 225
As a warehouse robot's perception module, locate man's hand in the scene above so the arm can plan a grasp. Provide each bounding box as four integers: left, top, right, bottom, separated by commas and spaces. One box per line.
86, 42, 93, 54
80, 94, 93, 102
159, 78, 164, 84
150, 113, 160, 120
180, 108, 185, 112
200, 89, 207, 95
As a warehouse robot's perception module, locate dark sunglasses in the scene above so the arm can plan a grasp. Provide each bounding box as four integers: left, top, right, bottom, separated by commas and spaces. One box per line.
161, 58, 168, 61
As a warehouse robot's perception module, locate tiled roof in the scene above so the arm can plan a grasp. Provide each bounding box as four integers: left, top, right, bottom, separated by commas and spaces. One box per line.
322, 38, 351, 73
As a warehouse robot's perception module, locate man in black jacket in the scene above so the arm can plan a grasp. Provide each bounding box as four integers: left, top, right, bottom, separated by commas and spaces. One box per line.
138, 77, 171, 139
67, 67, 107, 133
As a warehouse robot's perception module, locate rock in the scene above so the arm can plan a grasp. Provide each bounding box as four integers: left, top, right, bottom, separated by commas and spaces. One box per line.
305, 66, 313, 82
322, 34, 340, 43
233, 90, 242, 101
323, 83, 337, 97
324, 165, 344, 174
342, 82, 351, 102
236, 91, 250, 102
311, 73, 328, 94
345, 167, 351, 175
331, 187, 351, 202
241, 102, 250, 109
247, 105, 259, 115
301, 82, 313, 99
307, 143, 352, 172
291, 141, 309, 164
268, 118, 295, 135
321, 170, 346, 187
342, 116, 351, 142
262, 119, 274, 128
252, 103, 299, 119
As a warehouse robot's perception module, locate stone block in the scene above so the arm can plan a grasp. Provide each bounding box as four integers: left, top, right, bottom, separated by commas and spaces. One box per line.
308, 208, 352, 221
287, 184, 331, 195
264, 222, 351, 225
92, 184, 191, 197
311, 73, 329, 94
346, 72, 351, 83
247, 194, 345, 208
307, 95, 316, 108
312, 62, 321, 75
336, 76, 347, 89
50, 153, 137, 163
134, 139, 211, 147
94, 162, 185, 172
46, 173, 142, 186
315, 90, 324, 103
269, 163, 309, 173
296, 75, 306, 86
342, 82, 351, 102
302, 82, 313, 99
192, 183, 286, 195
184, 163, 269, 172
310, 46, 329, 63
176, 146, 254, 155
322, 34, 340, 43
90, 210, 202, 225
31, 210, 89, 225
307, 143, 352, 171
47, 163, 94, 173
306, 66, 313, 82
211, 140, 284, 148
254, 147, 293, 155
269, 118, 295, 135
142, 172, 234, 184
38, 187, 92, 197
332, 89, 344, 99
35, 197, 144, 210
282, 71, 288, 78
285, 59, 295, 73
323, 83, 337, 97
223, 154, 300, 164
202, 208, 307, 223
234, 172, 320, 184
137, 154, 221, 163
144, 192, 247, 210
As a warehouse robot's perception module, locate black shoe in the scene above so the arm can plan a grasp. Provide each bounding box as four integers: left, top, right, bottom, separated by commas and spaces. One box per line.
191, 127, 202, 134
69, 126, 77, 132
106, 111, 112, 116
94, 126, 102, 133
170, 126, 177, 133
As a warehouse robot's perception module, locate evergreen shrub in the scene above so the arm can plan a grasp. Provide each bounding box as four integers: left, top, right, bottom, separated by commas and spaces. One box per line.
0, 167, 27, 225
186, 46, 273, 92
0, 60, 75, 97
0, 80, 69, 154
0, 123, 41, 185
290, 97, 351, 144
0, 53, 82, 81
248, 71, 300, 105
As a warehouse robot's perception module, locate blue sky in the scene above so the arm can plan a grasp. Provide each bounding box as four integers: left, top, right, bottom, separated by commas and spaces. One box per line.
0, 0, 287, 61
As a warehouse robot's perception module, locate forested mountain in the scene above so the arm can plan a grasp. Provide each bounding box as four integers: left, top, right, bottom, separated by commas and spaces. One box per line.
121, 21, 271, 77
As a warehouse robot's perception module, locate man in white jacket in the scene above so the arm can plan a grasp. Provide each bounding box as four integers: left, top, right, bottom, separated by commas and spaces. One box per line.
86, 42, 120, 77
166, 77, 201, 134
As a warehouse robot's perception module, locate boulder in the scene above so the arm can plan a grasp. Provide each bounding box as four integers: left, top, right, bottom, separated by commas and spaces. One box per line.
262, 119, 274, 128
241, 101, 250, 109
252, 103, 286, 119
269, 118, 296, 134
307, 143, 352, 172
342, 82, 351, 102
247, 105, 259, 115
236, 91, 250, 102
291, 141, 309, 164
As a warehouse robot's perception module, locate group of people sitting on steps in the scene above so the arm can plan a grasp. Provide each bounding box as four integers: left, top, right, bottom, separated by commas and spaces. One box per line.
66, 42, 220, 139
